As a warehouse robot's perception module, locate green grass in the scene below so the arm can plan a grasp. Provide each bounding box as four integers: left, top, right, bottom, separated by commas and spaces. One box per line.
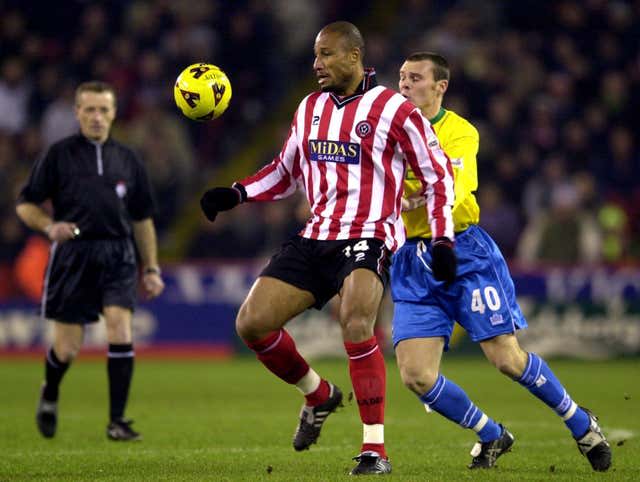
0, 357, 637, 481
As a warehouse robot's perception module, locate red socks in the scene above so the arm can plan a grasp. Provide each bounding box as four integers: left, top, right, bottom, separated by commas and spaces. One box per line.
247, 331, 387, 458
305, 379, 330, 407
345, 336, 387, 459
246, 329, 309, 384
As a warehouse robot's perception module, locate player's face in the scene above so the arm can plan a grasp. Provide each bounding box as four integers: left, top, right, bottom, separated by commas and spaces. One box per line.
398, 60, 446, 111
75, 91, 116, 143
313, 31, 358, 95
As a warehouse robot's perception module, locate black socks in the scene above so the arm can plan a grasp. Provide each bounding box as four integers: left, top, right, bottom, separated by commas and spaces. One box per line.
43, 347, 70, 402
107, 343, 135, 422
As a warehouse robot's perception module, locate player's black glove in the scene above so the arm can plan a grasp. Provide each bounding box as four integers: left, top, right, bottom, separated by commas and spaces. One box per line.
431, 237, 457, 283
199, 183, 247, 222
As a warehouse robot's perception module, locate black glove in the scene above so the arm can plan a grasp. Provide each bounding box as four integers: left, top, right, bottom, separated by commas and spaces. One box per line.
431, 237, 457, 283
199, 183, 247, 222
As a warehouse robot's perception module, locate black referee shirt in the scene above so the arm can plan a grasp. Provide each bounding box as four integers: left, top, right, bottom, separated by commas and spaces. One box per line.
18, 134, 155, 239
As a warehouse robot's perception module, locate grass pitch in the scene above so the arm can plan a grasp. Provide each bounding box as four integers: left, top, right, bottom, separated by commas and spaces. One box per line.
0, 356, 637, 481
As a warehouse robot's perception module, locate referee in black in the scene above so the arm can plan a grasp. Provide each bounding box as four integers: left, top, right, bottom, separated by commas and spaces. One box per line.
16, 81, 164, 441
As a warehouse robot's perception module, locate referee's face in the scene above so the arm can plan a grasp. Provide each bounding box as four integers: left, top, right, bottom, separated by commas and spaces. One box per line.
314, 31, 360, 96
75, 91, 116, 143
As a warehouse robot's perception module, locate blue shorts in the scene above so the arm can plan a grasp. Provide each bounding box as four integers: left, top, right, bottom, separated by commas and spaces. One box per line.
391, 225, 527, 349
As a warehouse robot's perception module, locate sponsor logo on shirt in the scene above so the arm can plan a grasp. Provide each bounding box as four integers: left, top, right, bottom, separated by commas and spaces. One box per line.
308, 140, 360, 164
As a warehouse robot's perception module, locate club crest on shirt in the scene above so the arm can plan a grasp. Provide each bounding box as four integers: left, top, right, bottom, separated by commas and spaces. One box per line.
115, 181, 127, 198
355, 120, 373, 138
451, 157, 463, 168
309, 139, 360, 164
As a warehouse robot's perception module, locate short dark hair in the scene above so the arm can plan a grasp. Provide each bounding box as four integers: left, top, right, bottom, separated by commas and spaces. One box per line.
405, 52, 449, 81
75, 81, 117, 106
321, 21, 365, 56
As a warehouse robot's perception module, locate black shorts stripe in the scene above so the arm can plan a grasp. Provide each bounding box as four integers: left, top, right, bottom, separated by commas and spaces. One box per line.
40, 242, 58, 320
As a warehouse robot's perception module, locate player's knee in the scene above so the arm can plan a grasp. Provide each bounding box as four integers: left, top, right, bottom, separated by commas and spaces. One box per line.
340, 304, 376, 341
483, 336, 528, 378
54, 341, 80, 362
235, 303, 266, 342
491, 358, 512, 377
105, 321, 131, 344
399, 364, 438, 395
235, 308, 253, 341
341, 317, 374, 342
489, 352, 525, 379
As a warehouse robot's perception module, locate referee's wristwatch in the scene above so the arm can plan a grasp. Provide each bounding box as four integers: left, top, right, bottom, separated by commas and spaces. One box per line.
143, 266, 161, 276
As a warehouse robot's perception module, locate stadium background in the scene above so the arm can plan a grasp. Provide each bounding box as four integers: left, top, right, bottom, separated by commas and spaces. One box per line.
0, 0, 638, 358
1, 2, 639, 480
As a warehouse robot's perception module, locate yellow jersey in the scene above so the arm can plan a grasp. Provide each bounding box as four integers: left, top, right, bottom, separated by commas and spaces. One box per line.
403, 108, 479, 239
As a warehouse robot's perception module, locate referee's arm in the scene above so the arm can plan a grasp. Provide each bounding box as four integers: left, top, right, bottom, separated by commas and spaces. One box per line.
132, 218, 164, 299
132, 218, 160, 274
16, 202, 78, 243
16, 203, 52, 234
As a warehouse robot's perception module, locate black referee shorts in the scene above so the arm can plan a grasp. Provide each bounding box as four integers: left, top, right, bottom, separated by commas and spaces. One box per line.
42, 238, 138, 324
260, 235, 390, 309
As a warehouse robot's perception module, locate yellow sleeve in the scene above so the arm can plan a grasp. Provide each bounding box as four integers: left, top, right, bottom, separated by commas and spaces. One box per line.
443, 128, 478, 213
402, 111, 480, 238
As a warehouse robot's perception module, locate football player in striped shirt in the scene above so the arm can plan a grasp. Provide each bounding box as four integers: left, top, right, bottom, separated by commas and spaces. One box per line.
392, 52, 611, 471
199, 23, 456, 475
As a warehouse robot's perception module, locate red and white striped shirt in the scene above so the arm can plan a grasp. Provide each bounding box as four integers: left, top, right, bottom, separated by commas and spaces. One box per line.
238, 70, 454, 252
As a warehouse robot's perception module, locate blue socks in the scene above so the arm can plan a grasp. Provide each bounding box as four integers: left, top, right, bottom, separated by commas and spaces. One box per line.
517, 352, 590, 438
420, 374, 502, 442
417, 354, 591, 443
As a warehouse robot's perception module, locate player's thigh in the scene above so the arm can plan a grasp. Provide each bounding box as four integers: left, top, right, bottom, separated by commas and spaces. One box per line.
103, 305, 133, 344
336, 238, 389, 338
395, 337, 445, 385
338, 268, 384, 340
236, 276, 315, 340
52, 321, 84, 360
339, 268, 384, 320
479, 332, 520, 357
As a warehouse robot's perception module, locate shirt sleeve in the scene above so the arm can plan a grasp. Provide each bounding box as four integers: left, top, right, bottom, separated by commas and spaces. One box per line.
127, 151, 156, 221
17, 146, 58, 204
396, 107, 455, 240
442, 124, 479, 213
237, 119, 301, 202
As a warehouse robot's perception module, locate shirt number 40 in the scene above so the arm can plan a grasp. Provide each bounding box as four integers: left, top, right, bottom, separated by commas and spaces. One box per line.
471, 286, 501, 314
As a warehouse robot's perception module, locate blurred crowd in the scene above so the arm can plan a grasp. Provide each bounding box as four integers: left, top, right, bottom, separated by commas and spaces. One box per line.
371, 0, 640, 265
0, 0, 638, 300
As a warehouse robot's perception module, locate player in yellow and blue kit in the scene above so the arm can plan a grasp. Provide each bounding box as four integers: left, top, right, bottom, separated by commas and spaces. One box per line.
392, 52, 611, 471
